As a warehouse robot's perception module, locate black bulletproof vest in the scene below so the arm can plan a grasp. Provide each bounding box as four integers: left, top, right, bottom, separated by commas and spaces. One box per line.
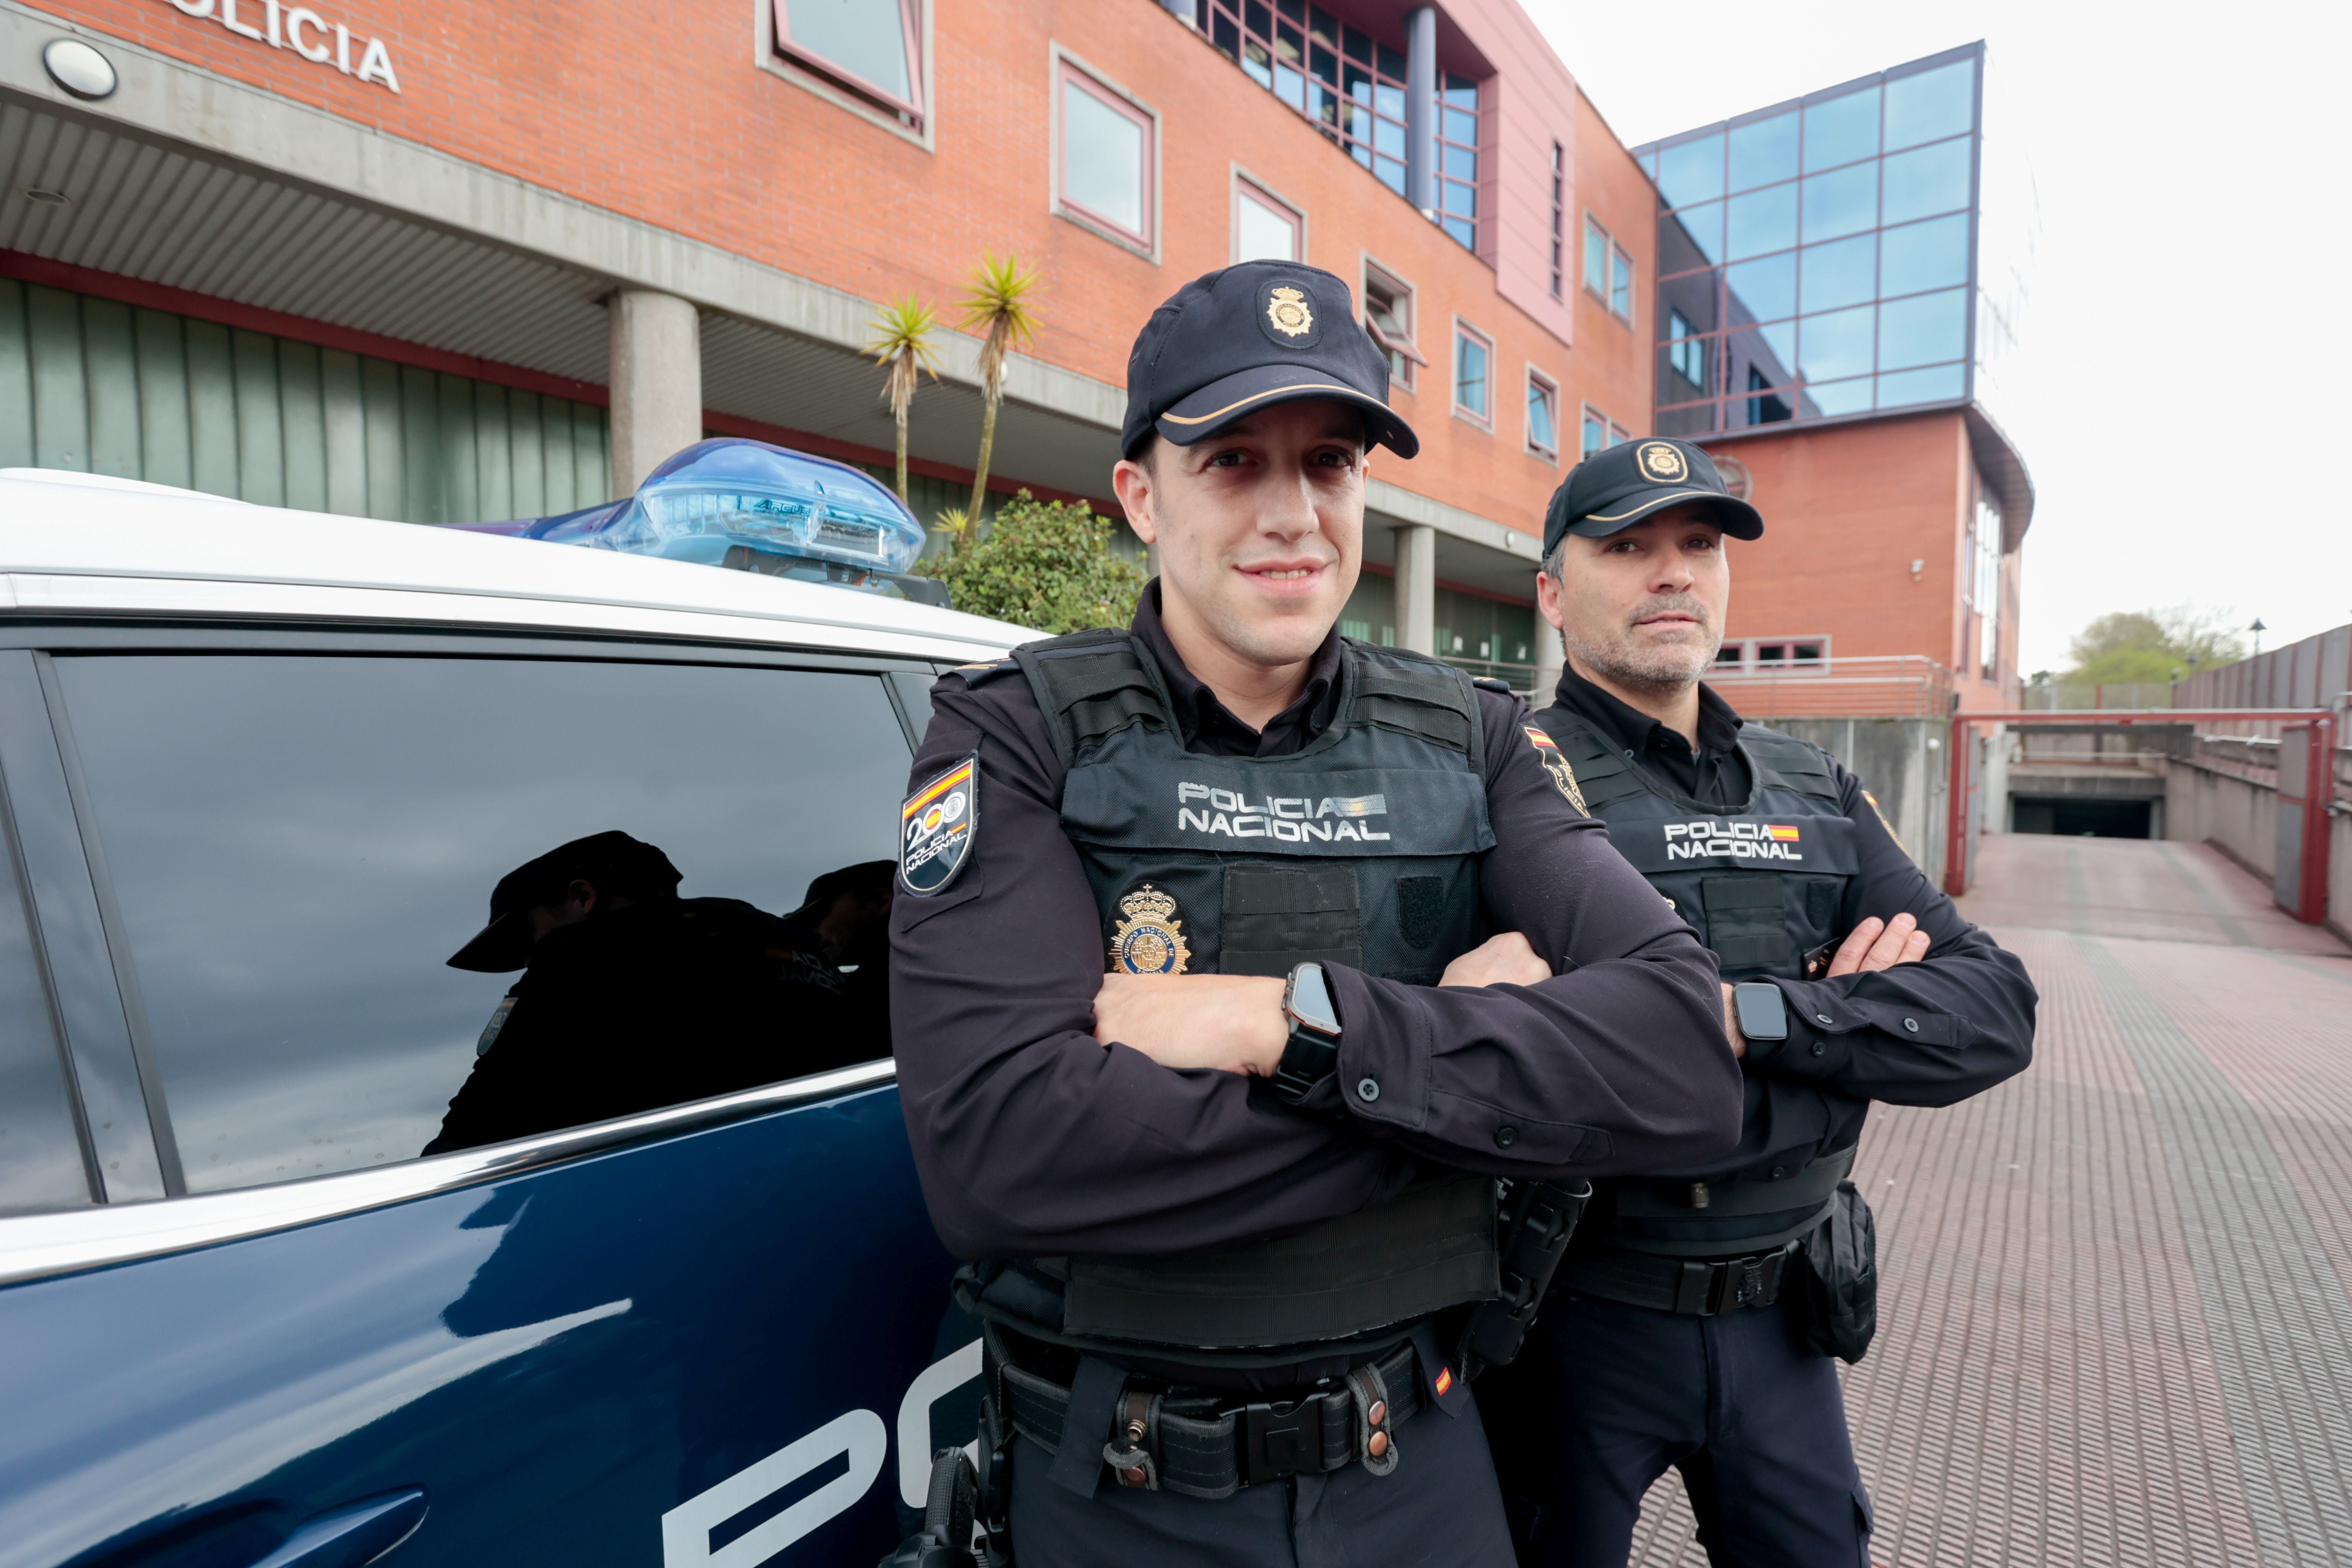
960, 630, 1504, 1367
1530, 705, 1860, 1255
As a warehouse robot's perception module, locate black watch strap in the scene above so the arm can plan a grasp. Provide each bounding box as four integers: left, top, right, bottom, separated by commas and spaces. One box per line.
1272, 962, 1343, 1104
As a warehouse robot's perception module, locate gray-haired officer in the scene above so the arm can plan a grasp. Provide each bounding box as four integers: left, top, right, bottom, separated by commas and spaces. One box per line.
1485, 438, 2038, 1567
886, 263, 1744, 1567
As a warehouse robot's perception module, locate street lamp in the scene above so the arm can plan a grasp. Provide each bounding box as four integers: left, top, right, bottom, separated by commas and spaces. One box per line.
2250, 617, 2267, 657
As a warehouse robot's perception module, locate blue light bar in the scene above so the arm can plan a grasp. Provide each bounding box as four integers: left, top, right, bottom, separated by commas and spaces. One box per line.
458, 437, 934, 596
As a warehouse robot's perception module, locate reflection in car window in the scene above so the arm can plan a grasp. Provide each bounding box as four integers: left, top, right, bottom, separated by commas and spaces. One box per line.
54, 656, 911, 1194
0, 815, 93, 1214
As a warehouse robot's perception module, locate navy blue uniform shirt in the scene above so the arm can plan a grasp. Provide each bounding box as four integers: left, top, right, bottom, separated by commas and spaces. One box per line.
888, 588, 1745, 1262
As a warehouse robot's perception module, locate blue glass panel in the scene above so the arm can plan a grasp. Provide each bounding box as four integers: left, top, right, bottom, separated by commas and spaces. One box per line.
1799, 234, 1876, 314
1880, 213, 1970, 296
1881, 138, 1971, 225
1877, 364, 1966, 407
1274, 64, 1306, 111
1375, 82, 1404, 119
1376, 157, 1405, 196
1442, 143, 1475, 180
1728, 112, 1798, 193
1657, 134, 1725, 208
1442, 76, 1476, 105
1442, 216, 1474, 250
1805, 375, 1875, 416
1443, 180, 1476, 217
1725, 252, 1796, 324
1374, 115, 1404, 157
1443, 108, 1477, 145
1798, 305, 1873, 383
1674, 200, 1726, 266
1885, 59, 1975, 151
1877, 288, 1968, 370
1641, 150, 1658, 179
1801, 162, 1876, 242
1724, 184, 1796, 261
1803, 87, 1879, 172
1726, 323, 1799, 387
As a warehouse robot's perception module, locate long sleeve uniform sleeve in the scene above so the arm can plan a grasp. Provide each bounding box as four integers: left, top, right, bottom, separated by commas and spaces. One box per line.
888, 676, 1744, 1262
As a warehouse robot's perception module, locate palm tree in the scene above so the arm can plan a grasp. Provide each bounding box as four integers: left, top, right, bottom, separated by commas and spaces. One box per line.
862, 296, 943, 504
955, 254, 1041, 532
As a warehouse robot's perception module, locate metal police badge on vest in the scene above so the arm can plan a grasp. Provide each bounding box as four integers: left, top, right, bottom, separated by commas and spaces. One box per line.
900, 754, 978, 895
1110, 884, 1190, 974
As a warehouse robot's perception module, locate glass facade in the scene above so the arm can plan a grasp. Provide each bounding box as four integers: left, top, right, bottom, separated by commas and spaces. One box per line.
1635, 45, 1981, 435
1199, 0, 1479, 253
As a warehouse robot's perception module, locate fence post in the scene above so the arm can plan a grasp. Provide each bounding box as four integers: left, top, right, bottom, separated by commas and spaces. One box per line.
1943, 717, 1972, 896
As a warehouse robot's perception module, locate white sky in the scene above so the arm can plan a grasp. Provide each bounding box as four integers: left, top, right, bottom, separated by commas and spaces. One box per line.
1526, 0, 2352, 672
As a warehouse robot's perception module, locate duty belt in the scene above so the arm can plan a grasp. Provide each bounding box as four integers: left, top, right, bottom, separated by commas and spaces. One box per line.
997, 1338, 1426, 1501
1562, 1240, 1799, 1317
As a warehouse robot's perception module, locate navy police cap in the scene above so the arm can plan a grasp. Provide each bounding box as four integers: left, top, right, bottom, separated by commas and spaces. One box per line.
1542, 437, 1764, 557
447, 830, 683, 972
1122, 260, 1417, 459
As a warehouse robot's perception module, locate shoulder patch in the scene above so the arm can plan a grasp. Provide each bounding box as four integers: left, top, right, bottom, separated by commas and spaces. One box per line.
1471, 676, 1514, 695
900, 754, 980, 894
943, 658, 1021, 687
475, 994, 517, 1057
1522, 724, 1589, 816
1862, 788, 1913, 860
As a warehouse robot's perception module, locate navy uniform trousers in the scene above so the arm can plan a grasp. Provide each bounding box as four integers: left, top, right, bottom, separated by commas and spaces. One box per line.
1008, 1387, 1519, 1568
1501, 1292, 1872, 1568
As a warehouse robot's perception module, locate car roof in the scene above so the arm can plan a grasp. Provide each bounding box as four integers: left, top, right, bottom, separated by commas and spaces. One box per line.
0, 469, 1035, 662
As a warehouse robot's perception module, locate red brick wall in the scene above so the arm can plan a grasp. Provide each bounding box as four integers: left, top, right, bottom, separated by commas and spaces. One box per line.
59, 0, 1627, 546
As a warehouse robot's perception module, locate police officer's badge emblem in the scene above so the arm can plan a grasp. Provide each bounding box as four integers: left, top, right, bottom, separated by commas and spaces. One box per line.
1265, 285, 1314, 339
1635, 441, 1687, 483
1523, 725, 1589, 816
900, 754, 978, 895
1110, 884, 1190, 974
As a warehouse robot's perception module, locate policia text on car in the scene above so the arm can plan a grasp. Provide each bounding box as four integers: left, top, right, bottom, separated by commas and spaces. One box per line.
1482, 439, 2038, 1568
883, 262, 1746, 1567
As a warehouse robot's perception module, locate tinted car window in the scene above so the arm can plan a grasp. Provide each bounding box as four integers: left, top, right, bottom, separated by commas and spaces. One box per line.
54, 655, 911, 1194
0, 815, 93, 1214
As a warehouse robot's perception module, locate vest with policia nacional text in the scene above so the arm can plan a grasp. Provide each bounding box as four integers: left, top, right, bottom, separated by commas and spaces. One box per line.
1529, 704, 1862, 1256
956, 629, 1506, 1367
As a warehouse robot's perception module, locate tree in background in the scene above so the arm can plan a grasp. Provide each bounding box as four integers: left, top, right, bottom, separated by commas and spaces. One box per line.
956, 254, 1041, 532
918, 490, 1143, 634
2064, 604, 2248, 685
862, 296, 942, 505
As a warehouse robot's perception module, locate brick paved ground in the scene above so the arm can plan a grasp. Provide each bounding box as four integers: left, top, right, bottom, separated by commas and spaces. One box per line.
1626, 835, 2352, 1568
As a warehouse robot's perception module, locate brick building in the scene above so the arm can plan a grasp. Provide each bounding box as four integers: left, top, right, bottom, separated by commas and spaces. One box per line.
0, 3, 2022, 705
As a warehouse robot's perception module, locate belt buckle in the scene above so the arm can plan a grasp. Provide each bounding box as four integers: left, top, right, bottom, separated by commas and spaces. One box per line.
1240, 1399, 1318, 1485
1713, 1255, 1768, 1313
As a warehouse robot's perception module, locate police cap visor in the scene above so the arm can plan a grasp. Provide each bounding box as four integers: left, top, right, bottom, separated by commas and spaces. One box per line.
1544, 438, 1764, 557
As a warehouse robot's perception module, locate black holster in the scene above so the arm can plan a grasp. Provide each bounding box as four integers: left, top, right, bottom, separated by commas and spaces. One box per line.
879, 1338, 1016, 1568
1455, 1177, 1591, 1380
1790, 1179, 1878, 1363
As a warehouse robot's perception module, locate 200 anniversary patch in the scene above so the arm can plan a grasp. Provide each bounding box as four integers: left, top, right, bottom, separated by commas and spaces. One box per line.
900, 755, 978, 894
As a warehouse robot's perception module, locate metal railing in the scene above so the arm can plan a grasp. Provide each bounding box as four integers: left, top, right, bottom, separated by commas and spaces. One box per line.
1441, 655, 1540, 696
2022, 682, 2177, 711
1707, 654, 1954, 719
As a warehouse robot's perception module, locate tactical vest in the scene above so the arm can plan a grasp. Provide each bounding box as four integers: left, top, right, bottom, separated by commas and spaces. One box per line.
959, 630, 1505, 1368
1530, 704, 1861, 1256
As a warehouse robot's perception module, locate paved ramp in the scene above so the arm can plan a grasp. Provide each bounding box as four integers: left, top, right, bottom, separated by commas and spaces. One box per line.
1628, 837, 2352, 1567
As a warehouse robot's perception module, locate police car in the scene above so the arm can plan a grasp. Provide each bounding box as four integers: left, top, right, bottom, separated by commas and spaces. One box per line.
0, 444, 1019, 1567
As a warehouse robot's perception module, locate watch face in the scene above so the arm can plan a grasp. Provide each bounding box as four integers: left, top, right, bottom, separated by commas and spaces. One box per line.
1289, 963, 1341, 1035
1734, 982, 1788, 1041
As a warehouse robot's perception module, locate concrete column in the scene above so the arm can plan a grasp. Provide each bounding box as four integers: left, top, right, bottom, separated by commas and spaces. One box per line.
1532, 611, 1564, 704
1403, 7, 1437, 217
1395, 523, 1436, 655
607, 288, 703, 498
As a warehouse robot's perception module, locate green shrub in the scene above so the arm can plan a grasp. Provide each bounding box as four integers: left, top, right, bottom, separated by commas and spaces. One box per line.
918, 490, 1145, 634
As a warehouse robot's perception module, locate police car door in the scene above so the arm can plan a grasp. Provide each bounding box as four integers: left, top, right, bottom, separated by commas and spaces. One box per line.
0, 637, 971, 1567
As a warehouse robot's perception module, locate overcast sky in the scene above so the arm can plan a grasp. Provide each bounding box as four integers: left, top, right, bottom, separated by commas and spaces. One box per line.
1527, 0, 2352, 672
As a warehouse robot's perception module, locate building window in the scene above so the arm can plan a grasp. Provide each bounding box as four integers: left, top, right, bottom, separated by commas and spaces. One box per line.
1968, 484, 2003, 679
1057, 58, 1156, 252
1362, 260, 1423, 391
1584, 217, 1609, 295
1453, 322, 1493, 427
774, 0, 923, 122
1436, 74, 1481, 252
1666, 308, 1709, 396
1611, 245, 1635, 322
1549, 142, 1566, 297
1525, 370, 1560, 460
1580, 406, 1630, 459
1582, 216, 1633, 322
1234, 176, 1302, 263
1203, 2, 1409, 197
1751, 638, 1830, 672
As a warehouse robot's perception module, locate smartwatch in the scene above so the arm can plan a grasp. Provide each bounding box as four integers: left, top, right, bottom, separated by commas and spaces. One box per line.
1731, 980, 1789, 1045
1272, 962, 1344, 1104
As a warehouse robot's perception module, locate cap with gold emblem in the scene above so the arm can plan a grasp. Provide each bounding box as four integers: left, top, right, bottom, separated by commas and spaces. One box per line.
1541, 436, 1764, 556
1121, 260, 1418, 459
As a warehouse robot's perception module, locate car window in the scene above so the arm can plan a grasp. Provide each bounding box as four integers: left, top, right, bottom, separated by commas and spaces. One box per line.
53, 655, 911, 1194
0, 813, 95, 1215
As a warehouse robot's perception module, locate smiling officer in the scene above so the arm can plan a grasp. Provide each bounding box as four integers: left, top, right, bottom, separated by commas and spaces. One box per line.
886, 263, 1743, 1568
1486, 438, 2039, 1568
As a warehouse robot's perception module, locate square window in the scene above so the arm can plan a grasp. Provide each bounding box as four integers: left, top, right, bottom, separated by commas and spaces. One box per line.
1526, 371, 1560, 459
1363, 260, 1422, 390
1881, 138, 1973, 226
1454, 323, 1493, 426
1610, 247, 1634, 321
1058, 60, 1155, 250
1885, 58, 1975, 151
1234, 178, 1301, 262
775, 0, 924, 120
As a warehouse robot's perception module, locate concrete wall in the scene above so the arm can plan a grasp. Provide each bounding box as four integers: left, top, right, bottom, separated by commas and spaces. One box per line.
1774, 717, 1947, 890
2162, 756, 2352, 945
